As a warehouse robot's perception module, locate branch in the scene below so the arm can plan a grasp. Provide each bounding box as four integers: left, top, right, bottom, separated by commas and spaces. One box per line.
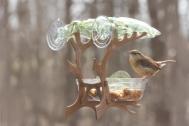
115, 32, 147, 47
67, 32, 93, 81
74, 32, 93, 51
67, 59, 82, 80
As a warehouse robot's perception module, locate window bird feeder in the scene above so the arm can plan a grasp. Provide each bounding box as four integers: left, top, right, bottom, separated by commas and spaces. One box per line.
46, 16, 161, 119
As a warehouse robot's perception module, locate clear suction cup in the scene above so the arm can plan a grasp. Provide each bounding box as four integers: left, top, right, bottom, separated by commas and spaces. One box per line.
46, 18, 67, 51
92, 16, 113, 48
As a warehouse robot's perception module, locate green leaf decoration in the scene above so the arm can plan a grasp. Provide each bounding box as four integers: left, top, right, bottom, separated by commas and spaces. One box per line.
108, 17, 161, 40
47, 16, 161, 50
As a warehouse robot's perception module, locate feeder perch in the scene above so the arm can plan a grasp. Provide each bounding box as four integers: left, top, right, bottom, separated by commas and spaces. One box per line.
46, 16, 161, 119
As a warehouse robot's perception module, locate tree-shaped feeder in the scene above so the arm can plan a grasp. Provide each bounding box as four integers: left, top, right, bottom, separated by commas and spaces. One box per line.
47, 16, 161, 119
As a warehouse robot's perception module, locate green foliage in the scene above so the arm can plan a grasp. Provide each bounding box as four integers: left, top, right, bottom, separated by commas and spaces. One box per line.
57, 16, 160, 41
47, 16, 160, 51
108, 17, 161, 40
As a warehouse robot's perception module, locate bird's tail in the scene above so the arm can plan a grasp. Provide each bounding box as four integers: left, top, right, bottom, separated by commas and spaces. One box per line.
157, 60, 176, 64
157, 60, 176, 68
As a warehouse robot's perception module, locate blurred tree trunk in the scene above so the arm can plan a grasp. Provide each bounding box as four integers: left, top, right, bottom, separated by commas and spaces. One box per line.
161, 0, 188, 126
128, 0, 139, 18
101, 0, 114, 16
147, 0, 170, 126
90, 0, 97, 18
147, 0, 186, 126
63, 0, 80, 125
64, 0, 73, 102
0, 0, 10, 125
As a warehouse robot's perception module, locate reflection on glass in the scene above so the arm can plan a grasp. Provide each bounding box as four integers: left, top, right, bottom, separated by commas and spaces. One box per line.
46, 18, 66, 51
92, 16, 112, 48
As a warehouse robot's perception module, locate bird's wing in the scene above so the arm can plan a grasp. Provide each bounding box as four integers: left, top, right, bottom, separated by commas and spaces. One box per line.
137, 57, 160, 71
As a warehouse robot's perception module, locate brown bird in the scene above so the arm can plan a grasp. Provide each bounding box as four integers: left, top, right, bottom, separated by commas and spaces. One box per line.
129, 49, 176, 78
